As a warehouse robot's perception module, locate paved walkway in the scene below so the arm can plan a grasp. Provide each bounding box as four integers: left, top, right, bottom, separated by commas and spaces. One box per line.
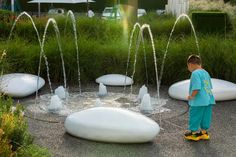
20, 85, 236, 157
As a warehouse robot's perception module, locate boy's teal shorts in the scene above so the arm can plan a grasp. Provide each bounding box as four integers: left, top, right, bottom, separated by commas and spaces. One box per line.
188, 105, 213, 131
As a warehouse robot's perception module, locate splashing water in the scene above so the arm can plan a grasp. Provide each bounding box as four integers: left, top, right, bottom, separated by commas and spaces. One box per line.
124, 23, 141, 92
141, 24, 159, 101
124, 23, 149, 93
39, 18, 67, 94
98, 83, 108, 97
6, 12, 51, 103
64, 10, 82, 94
26, 92, 169, 116
95, 98, 103, 107
137, 85, 148, 102
130, 24, 160, 101
7, 12, 172, 125
140, 93, 153, 114
8, 12, 173, 123
159, 13, 200, 87
8, 12, 41, 45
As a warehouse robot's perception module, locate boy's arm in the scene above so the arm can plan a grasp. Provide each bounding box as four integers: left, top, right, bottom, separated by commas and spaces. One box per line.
209, 78, 213, 89
188, 90, 199, 100
188, 72, 201, 100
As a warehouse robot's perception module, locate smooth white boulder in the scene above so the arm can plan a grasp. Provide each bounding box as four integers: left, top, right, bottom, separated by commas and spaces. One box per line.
96, 74, 133, 86
168, 78, 236, 101
65, 107, 160, 143
0, 73, 45, 97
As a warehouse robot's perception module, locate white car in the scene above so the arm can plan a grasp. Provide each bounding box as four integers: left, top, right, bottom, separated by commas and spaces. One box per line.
156, 9, 165, 15
48, 8, 65, 16
102, 7, 146, 19
138, 9, 147, 17
102, 7, 122, 20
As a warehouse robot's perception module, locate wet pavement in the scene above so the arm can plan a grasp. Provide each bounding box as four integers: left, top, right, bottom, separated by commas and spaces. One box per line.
19, 84, 236, 157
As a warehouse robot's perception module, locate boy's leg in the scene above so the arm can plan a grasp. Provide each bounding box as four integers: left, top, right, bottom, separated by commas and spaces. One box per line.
199, 105, 212, 140
200, 105, 212, 130
185, 106, 204, 141
188, 106, 204, 132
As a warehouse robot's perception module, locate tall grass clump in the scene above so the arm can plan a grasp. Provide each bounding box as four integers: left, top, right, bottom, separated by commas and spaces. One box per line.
155, 35, 236, 85
0, 37, 40, 74
230, 0, 236, 5
1, 10, 236, 85
0, 97, 51, 157
199, 35, 236, 82
138, 12, 192, 37
0, 45, 50, 156
0, 10, 16, 38
2, 31, 236, 85
4, 15, 125, 43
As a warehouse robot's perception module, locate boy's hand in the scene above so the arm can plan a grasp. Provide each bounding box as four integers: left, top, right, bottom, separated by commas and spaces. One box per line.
188, 90, 198, 100
187, 96, 193, 100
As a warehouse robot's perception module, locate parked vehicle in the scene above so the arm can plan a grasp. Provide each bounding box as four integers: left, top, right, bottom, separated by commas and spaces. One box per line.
137, 9, 147, 17
156, 9, 165, 15
102, 7, 146, 20
102, 7, 122, 20
48, 8, 65, 16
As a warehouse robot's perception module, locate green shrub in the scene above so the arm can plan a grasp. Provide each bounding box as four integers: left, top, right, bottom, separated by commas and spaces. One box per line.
0, 97, 51, 157
3, 12, 193, 41
192, 11, 232, 34
230, 0, 236, 5
1, 13, 236, 86
2, 33, 236, 86
138, 12, 192, 37
157, 35, 236, 85
3, 15, 125, 42
0, 10, 16, 38
17, 144, 51, 157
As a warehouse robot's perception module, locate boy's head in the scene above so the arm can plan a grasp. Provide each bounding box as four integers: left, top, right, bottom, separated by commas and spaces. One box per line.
187, 55, 202, 72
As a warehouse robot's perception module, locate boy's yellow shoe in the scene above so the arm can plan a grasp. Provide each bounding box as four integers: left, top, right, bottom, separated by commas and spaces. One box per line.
184, 131, 201, 141
198, 130, 210, 140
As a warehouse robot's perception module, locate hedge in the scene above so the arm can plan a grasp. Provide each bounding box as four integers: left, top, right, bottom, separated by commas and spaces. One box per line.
1, 13, 236, 86
2, 34, 236, 86
0, 10, 16, 37
192, 11, 232, 34
0, 12, 192, 39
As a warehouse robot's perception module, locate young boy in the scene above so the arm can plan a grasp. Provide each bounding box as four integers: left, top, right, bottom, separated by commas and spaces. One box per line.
185, 54, 216, 141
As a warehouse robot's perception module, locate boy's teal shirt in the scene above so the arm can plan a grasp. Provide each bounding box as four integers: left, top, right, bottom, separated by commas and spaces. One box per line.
189, 69, 216, 106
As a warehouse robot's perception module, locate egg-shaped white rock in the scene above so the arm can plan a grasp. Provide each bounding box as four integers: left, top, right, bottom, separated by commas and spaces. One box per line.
0, 73, 45, 98
168, 78, 236, 101
96, 74, 133, 86
65, 107, 160, 143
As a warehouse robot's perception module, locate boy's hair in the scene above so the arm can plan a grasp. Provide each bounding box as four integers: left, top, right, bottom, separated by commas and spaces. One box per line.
187, 55, 201, 65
